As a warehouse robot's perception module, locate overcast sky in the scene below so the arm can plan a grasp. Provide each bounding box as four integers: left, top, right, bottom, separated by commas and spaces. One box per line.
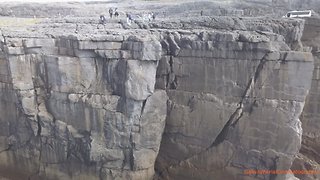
0, 0, 110, 2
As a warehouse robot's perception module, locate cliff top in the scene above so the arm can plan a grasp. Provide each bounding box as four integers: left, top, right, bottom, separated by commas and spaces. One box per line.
0, 0, 317, 53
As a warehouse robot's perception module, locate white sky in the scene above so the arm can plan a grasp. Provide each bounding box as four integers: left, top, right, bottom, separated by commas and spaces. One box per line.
0, 0, 111, 2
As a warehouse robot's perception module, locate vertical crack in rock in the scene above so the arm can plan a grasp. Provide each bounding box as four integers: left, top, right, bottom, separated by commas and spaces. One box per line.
160, 51, 275, 177
42, 56, 51, 95
208, 105, 243, 148
168, 55, 178, 89
32, 79, 42, 136
121, 149, 127, 170
29, 79, 43, 179
36, 114, 41, 136
129, 133, 135, 170
167, 33, 180, 57
39, 56, 56, 123
158, 46, 272, 179
94, 58, 99, 80
140, 99, 147, 117
165, 72, 170, 89
208, 52, 270, 148
164, 33, 180, 89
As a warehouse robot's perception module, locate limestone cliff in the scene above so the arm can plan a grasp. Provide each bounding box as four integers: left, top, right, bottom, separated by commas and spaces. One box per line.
154, 17, 314, 180
292, 17, 320, 180
0, 26, 167, 180
0, 15, 315, 180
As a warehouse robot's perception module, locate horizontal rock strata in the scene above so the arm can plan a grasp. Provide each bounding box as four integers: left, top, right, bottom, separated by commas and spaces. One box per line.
0, 15, 316, 180
155, 20, 314, 180
0, 27, 167, 180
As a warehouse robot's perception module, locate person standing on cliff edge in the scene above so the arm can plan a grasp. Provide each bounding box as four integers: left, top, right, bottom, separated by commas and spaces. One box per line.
152, 12, 156, 20
109, 8, 114, 18
114, 8, 119, 18
97, 15, 106, 29
126, 13, 132, 24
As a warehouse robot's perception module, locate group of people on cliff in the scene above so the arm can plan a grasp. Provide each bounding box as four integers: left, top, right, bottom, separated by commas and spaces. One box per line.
108, 8, 120, 18
98, 7, 156, 27
98, 7, 119, 25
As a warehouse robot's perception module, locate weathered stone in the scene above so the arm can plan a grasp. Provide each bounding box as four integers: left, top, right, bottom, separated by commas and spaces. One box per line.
239, 31, 270, 43
74, 49, 96, 58
90, 135, 124, 168
208, 31, 240, 42
298, 18, 320, 180
23, 38, 56, 48
155, 20, 314, 180
25, 47, 59, 55
137, 90, 168, 150
4, 46, 24, 55
0, 7, 317, 180
283, 51, 314, 62
123, 38, 162, 61
78, 41, 122, 50
90, 35, 124, 42
44, 56, 98, 93
133, 149, 157, 170
21, 91, 36, 116
125, 60, 157, 100
8, 54, 38, 90
6, 38, 23, 47
95, 50, 131, 59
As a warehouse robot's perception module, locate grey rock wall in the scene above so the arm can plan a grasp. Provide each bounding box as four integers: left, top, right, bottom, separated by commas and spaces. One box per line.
293, 17, 320, 180
155, 22, 314, 180
0, 30, 167, 180
0, 15, 316, 180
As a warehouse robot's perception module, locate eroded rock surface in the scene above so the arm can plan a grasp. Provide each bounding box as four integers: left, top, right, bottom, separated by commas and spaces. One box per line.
0, 25, 167, 180
294, 17, 320, 180
155, 19, 314, 180
0, 3, 317, 180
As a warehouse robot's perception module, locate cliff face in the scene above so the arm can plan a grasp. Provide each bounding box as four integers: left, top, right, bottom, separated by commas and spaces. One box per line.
293, 17, 320, 180
0, 16, 315, 180
155, 18, 314, 180
0, 28, 167, 179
